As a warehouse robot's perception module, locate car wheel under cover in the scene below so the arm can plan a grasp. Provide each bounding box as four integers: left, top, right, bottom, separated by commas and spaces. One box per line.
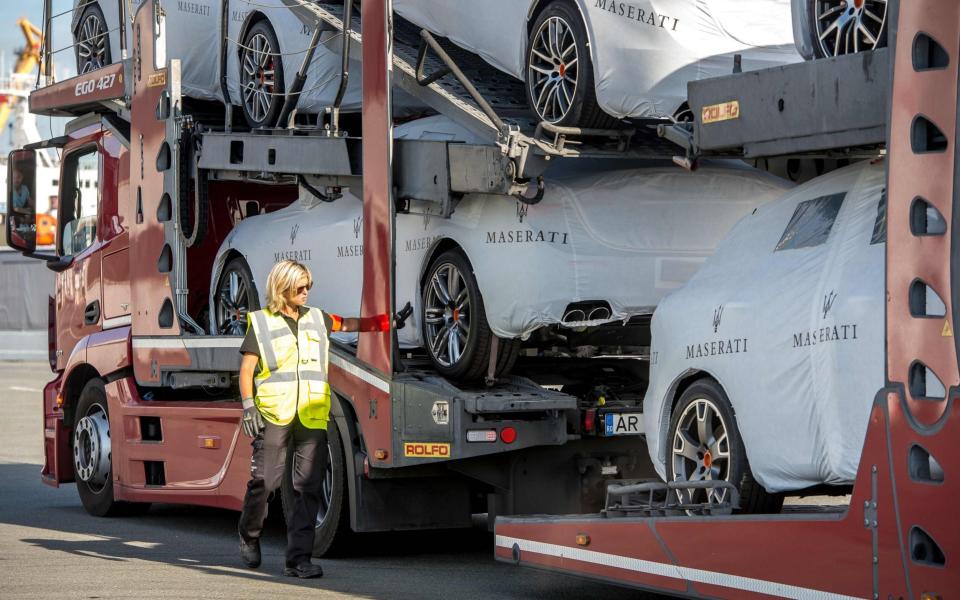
806, 0, 887, 59
240, 19, 286, 129
282, 418, 353, 557
215, 257, 259, 336
666, 379, 783, 514
525, 0, 617, 128
421, 249, 519, 382
75, 2, 112, 75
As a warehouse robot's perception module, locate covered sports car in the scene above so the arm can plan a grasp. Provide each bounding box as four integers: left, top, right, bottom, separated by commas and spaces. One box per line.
209, 116, 791, 380
394, 0, 800, 126
642, 160, 915, 511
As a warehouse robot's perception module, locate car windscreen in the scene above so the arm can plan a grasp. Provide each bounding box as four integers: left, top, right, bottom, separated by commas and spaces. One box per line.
775, 192, 845, 251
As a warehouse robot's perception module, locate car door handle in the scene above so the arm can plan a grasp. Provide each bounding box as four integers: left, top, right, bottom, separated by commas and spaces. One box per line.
84, 300, 100, 325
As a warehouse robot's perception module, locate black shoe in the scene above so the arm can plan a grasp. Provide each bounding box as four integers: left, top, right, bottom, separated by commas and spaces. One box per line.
283, 562, 323, 579
239, 536, 261, 568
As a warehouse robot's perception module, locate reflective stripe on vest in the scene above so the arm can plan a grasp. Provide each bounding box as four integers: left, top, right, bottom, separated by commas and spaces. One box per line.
248, 307, 331, 429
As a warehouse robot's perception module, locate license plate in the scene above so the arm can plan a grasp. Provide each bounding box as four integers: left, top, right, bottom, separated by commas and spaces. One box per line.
604, 412, 643, 436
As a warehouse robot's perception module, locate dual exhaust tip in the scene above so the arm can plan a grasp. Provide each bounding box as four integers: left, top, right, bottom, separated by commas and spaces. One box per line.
562, 301, 612, 324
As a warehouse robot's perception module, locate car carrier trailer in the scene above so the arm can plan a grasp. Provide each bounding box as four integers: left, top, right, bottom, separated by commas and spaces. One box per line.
495, 1, 959, 598
8, 0, 680, 557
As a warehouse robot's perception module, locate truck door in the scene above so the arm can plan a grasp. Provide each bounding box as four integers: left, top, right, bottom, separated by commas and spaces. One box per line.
55, 145, 103, 369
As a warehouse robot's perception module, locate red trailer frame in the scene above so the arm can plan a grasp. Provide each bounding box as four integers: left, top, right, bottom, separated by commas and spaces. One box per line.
495, 2, 959, 598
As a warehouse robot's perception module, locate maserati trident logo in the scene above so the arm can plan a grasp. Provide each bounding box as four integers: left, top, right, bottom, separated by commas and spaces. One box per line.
516, 201, 529, 224
822, 290, 837, 319
353, 216, 363, 239
712, 305, 724, 333
290, 224, 299, 245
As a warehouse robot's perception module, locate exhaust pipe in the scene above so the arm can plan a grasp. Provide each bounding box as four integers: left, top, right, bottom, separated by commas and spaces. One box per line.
588, 306, 611, 321
562, 309, 586, 323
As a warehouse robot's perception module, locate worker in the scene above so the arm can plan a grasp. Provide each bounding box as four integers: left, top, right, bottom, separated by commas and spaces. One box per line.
237, 259, 389, 578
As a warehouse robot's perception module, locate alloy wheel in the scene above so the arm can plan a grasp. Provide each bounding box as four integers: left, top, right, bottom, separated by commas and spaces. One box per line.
78, 13, 109, 74
217, 269, 250, 335
73, 404, 112, 493
241, 33, 277, 125
814, 0, 887, 56
527, 15, 579, 123
670, 398, 732, 505
423, 262, 472, 367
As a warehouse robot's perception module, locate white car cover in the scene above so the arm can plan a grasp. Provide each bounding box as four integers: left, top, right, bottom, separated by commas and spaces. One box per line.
393, 0, 800, 119
211, 116, 791, 347
76, 0, 364, 110
643, 161, 888, 492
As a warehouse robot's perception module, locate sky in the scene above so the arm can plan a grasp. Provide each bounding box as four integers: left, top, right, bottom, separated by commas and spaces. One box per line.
0, 1, 77, 152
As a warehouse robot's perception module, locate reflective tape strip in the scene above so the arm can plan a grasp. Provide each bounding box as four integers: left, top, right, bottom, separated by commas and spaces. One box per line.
262, 372, 297, 383
299, 370, 326, 382
252, 312, 280, 372
495, 536, 865, 600
329, 353, 390, 393
266, 327, 290, 341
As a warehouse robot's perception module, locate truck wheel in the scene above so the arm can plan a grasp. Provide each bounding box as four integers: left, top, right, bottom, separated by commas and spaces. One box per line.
421, 249, 518, 381
667, 379, 783, 514
282, 419, 353, 557
75, 2, 111, 75
73, 379, 149, 517
525, 0, 617, 128
805, 0, 887, 59
240, 19, 285, 128
214, 257, 259, 335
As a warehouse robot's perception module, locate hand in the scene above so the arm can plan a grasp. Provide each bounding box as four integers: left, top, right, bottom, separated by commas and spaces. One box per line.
241, 406, 265, 438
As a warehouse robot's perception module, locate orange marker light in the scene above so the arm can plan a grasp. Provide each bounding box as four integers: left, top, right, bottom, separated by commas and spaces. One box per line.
575, 534, 590, 546
374, 449, 388, 460
55, 393, 64, 408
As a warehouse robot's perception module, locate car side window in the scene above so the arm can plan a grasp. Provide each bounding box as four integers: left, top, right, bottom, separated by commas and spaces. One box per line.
58, 148, 100, 257
775, 192, 846, 251
870, 188, 887, 245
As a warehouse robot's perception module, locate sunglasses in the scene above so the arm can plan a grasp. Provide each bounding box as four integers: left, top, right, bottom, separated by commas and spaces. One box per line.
294, 282, 313, 294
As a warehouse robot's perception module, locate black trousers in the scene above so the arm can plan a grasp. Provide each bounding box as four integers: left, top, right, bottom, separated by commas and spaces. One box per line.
238, 415, 328, 566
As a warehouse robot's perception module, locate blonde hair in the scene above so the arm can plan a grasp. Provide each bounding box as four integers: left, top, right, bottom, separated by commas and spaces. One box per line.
265, 260, 312, 314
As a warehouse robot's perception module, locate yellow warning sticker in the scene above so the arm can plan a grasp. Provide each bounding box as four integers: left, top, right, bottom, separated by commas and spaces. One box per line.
701, 100, 740, 124
942, 319, 953, 337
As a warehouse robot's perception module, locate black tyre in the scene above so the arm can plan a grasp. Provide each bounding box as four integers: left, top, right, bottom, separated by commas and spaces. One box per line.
281, 419, 353, 557
214, 256, 259, 335
525, 1, 617, 128
666, 379, 783, 514
75, 2, 112, 75
804, 0, 888, 59
239, 19, 286, 128
73, 379, 150, 517
421, 249, 519, 381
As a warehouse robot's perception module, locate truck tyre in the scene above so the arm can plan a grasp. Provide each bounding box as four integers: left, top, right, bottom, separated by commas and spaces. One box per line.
73, 379, 150, 517
421, 249, 518, 381
282, 419, 353, 557
804, 0, 887, 59
214, 256, 260, 335
525, 0, 617, 128
666, 379, 783, 514
75, 2, 112, 75
240, 19, 286, 129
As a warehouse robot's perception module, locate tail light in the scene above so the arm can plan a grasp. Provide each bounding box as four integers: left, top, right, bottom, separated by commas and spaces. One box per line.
48, 294, 56, 372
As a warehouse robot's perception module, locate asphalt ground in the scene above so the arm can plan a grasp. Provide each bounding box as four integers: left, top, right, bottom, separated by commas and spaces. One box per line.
0, 361, 659, 600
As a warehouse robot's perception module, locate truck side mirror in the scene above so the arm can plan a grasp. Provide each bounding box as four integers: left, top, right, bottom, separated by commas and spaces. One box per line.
6, 149, 37, 254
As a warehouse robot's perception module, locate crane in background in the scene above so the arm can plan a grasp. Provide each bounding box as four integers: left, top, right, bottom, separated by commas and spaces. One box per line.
0, 18, 43, 133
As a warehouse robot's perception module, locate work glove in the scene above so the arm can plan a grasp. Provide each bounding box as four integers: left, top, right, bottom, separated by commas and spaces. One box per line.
241, 405, 265, 438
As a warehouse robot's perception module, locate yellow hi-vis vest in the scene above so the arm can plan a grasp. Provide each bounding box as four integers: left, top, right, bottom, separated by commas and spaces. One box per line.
248, 307, 331, 430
